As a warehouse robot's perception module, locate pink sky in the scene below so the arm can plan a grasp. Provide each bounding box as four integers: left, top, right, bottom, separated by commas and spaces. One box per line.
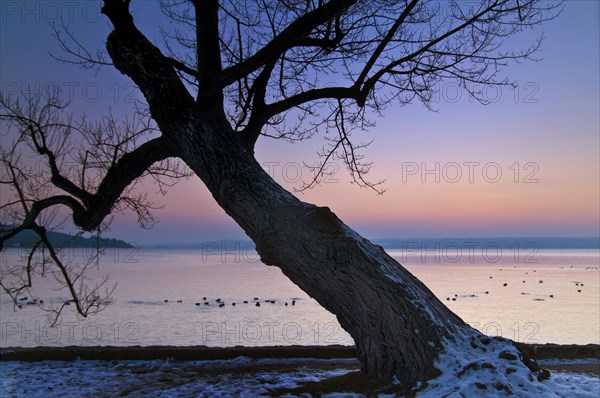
1, 1, 598, 244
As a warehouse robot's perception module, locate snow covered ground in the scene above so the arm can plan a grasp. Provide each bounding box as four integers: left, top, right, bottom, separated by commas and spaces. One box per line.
1, 356, 598, 398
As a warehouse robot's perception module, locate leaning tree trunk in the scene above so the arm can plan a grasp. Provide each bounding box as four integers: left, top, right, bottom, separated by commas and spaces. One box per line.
99, 8, 548, 391
167, 110, 479, 386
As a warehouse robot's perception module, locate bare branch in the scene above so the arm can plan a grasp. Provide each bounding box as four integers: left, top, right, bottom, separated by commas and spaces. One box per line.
49, 21, 112, 71
217, 0, 359, 88
0, 88, 188, 321
0, 90, 184, 232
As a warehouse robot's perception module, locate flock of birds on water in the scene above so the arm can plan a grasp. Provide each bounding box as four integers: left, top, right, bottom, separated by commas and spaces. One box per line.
444, 265, 596, 302
159, 265, 598, 308
14, 296, 298, 309
15, 297, 44, 307
162, 297, 297, 308
11, 265, 598, 309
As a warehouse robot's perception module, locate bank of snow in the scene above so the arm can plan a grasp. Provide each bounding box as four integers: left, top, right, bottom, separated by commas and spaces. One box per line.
415, 335, 599, 397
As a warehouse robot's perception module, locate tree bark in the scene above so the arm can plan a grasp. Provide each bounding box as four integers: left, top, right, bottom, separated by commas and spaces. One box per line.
166, 110, 473, 386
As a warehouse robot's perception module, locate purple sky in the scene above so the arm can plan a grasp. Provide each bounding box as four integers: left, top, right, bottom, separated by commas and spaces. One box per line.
1, 1, 598, 245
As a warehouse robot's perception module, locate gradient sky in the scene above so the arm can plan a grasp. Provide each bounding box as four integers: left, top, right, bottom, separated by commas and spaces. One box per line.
1, 1, 598, 245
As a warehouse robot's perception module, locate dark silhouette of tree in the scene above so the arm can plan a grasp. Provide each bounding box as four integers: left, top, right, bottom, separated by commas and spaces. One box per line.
1, 0, 562, 392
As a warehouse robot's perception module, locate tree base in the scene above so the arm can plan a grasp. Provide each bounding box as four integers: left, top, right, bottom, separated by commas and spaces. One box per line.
269, 332, 557, 397
415, 332, 556, 397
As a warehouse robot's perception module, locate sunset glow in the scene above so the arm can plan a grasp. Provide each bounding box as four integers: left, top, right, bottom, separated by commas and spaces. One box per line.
1, 1, 598, 244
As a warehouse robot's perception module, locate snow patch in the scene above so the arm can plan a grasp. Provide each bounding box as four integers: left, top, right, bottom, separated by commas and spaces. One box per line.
415, 333, 600, 397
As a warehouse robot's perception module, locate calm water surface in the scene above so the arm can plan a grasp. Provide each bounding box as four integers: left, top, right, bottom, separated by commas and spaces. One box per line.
1, 248, 598, 347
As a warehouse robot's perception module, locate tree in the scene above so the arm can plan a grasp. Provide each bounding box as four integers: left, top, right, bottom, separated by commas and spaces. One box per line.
1, 0, 562, 392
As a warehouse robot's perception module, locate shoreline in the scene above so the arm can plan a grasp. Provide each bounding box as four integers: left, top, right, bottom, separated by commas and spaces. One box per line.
1, 344, 357, 362
1, 343, 598, 362
3, 343, 598, 375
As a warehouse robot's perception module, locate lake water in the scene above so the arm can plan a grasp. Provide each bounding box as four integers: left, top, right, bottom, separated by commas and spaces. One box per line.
1, 247, 598, 347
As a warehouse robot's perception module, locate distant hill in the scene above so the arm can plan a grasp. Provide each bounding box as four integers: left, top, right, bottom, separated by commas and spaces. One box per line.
0, 226, 133, 248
